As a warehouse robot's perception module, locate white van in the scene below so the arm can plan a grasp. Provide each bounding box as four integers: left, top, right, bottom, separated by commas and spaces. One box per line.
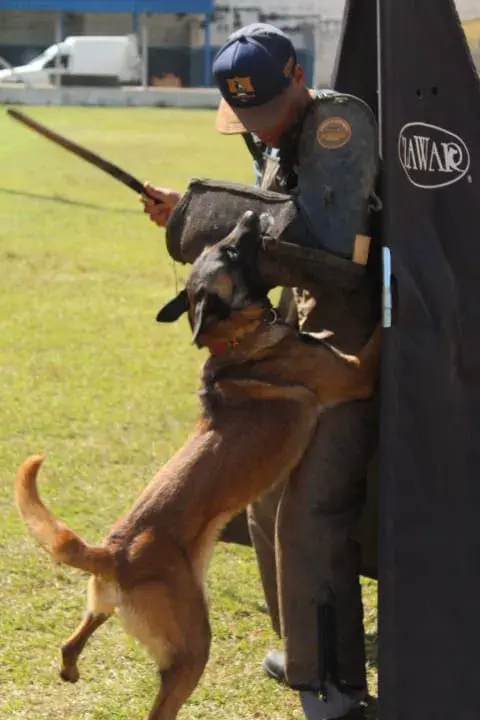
0, 35, 143, 86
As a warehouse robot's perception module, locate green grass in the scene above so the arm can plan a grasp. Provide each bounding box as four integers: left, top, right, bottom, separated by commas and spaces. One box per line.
0, 106, 377, 720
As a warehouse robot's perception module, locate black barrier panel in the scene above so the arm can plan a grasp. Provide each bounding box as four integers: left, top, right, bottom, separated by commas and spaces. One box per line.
378, 1, 480, 718
329, 0, 382, 586
330, 0, 379, 119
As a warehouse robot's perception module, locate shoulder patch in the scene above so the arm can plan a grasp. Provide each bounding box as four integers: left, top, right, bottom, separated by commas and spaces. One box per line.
316, 116, 352, 150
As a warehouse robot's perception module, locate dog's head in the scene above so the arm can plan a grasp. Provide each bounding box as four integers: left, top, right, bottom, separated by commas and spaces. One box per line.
156, 210, 273, 349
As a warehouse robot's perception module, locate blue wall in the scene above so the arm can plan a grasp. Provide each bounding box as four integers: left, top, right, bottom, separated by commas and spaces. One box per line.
0, 0, 212, 11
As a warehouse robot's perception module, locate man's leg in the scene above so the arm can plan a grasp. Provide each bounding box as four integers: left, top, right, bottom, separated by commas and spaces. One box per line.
242, 285, 298, 642
276, 396, 379, 714
247, 480, 286, 639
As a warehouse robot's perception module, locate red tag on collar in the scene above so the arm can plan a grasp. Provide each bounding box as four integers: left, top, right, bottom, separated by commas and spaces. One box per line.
208, 338, 239, 356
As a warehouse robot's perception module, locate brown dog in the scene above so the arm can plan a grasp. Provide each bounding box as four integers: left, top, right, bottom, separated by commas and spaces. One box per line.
15, 211, 380, 720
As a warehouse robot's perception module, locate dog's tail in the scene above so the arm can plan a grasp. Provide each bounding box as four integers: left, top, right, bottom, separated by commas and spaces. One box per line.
15, 455, 115, 576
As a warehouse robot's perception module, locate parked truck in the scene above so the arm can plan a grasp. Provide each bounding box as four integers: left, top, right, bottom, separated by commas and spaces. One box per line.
0, 35, 143, 86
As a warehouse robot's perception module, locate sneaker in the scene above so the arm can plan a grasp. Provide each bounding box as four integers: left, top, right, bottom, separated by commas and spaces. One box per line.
261, 649, 286, 684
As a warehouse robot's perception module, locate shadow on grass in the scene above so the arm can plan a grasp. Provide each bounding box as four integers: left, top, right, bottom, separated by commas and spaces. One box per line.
366, 631, 377, 668
365, 631, 378, 719
0, 186, 139, 214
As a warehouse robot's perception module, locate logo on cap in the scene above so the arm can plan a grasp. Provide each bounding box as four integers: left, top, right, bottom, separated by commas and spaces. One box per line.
226, 76, 256, 102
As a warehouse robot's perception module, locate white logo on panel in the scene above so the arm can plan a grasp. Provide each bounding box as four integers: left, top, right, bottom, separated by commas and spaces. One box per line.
398, 122, 470, 189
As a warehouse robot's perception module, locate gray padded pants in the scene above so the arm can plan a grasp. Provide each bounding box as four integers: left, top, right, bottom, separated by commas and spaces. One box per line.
247, 393, 379, 692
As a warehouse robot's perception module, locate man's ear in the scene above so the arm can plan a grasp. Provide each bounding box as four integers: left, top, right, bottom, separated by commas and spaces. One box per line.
156, 288, 189, 323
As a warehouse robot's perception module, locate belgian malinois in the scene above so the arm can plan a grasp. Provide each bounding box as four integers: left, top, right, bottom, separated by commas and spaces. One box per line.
15, 211, 380, 720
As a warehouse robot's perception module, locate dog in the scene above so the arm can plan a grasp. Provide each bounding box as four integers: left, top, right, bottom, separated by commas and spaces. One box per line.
15, 210, 381, 720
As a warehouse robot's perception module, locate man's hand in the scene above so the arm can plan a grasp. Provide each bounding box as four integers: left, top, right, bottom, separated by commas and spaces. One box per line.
141, 183, 182, 228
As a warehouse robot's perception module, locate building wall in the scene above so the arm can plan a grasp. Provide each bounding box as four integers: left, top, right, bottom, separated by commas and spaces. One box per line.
463, 17, 480, 68
190, 6, 317, 84
455, 0, 480, 21
82, 11, 192, 45
0, 10, 198, 83
0, 9, 56, 46
0, 1, 478, 86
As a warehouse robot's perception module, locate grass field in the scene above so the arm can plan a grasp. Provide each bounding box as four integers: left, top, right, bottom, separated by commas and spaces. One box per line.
0, 106, 377, 720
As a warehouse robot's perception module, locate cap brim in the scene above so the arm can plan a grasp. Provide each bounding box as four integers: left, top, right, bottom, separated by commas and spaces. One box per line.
215, 85, 317, 136
215, 98, 248, 135
215, 83, 303, 136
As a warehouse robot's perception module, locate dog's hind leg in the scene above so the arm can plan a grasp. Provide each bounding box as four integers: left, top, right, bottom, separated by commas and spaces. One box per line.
120, 569, 211, 720
60, 574, 116, 683
60, 610, 110, 682
146, 606, 211, 720
148, 644, 210, 720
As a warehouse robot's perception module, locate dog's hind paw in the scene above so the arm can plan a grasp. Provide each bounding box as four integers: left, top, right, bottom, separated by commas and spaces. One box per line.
59, 665, 80, 683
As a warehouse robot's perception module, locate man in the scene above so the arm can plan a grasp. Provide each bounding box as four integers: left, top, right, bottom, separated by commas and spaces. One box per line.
143, 24, 379, 720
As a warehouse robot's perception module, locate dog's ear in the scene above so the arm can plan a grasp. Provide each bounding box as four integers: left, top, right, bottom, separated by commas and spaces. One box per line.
191, 295, 207, 344
156, 288, 189, 323
238, 209, 261, 232
235, 210, 261, 238
230, 210, 262, 254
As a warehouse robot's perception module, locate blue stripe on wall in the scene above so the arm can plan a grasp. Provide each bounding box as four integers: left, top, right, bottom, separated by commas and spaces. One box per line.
0, 0, 213, 12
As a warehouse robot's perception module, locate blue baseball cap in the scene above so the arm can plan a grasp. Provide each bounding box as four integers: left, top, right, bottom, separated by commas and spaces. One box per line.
213, 23, 299, 135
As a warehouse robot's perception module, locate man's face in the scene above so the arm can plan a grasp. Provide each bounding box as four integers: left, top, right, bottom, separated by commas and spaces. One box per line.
241, 70, 308, 147
253, 99, 299, 147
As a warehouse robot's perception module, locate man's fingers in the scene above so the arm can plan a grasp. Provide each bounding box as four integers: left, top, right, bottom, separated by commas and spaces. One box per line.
142, 202, 170, 227
140, 183, 182, 228
141, 195, 158, 211
143, 182, 175, 206
144, 200, 166, 217
143, 182, 166, 203
150, 208, 170, 226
